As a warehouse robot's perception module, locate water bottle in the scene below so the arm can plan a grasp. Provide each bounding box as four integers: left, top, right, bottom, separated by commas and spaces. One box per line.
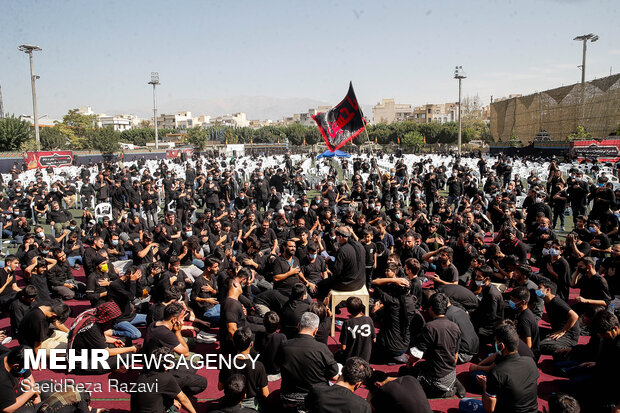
609, 303, 615, 314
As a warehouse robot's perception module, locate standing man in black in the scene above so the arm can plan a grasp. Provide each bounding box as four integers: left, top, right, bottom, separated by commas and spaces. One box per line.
568, 172, 588, 226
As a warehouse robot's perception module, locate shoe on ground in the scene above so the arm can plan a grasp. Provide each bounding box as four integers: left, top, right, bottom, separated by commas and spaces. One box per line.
391, 353, 409, 365
455, 379, 466, 398
196, 336, 217, 344
198, 331, 217, 338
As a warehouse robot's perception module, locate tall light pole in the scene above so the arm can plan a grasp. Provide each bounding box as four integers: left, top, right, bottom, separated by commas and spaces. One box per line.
148, 72, 160, 149
18, 44, 42, 151
574, 34, 598, 84
454, 66, 466, 156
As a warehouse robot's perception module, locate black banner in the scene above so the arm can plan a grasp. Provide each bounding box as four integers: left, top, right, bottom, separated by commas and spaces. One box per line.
312, 82, 366, 152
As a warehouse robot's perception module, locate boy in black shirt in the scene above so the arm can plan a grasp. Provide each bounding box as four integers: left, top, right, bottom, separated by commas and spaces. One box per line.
255, 311, 287, 381
404, 258, 423, 306
509, 287, 540, 361
218, 327, 269, 411
338, 297, 376, 362
361, 230, 377, 289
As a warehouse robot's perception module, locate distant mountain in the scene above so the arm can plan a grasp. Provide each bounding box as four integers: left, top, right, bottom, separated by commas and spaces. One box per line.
104, 96, 374, 122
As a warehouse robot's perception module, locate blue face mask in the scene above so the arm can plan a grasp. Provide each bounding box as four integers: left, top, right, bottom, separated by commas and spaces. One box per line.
508, 300, 517, 310
494, 342, 501, 354
549, 248, 560, 257
309, 254, 317, 260
475, 280, 485, 287
112, 240, 119, 246
186, 231, 193, 237
535, 289, 546, 298
588, 227, 597, 234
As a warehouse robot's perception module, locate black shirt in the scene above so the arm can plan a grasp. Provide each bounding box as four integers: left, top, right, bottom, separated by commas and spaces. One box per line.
18, 307, 51, 348
144, 323, 179, 355
130, 371, 182, 413
0, 355, 31, 411
472, 284, 504, 336
255, 331, 287, 375
486, 353, 539, 413
218, 357, 267, 399
339, 315, 376, 362
331, 241, 366, 291
280, 299, 310, 339
370, 376, 433, 413
577, 273, 611, 306
445, 305, 479, 356
72, 323, 107, 350
545, 296, 580, 341
220, 297, 249, 353
272, 255, 302, 295
414, 317, 460, 379
276, 334, 339, 394
437, 284, 479, 313
434, 263, 458, 289
306, 383, 371, 413
302, 258, 326, 284
516, 308, 540, 358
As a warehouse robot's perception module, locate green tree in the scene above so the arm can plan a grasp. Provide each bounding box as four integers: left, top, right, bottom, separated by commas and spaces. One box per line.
186, 126, 209, 150
224, 127, 238, 144
59, 109, 98, 149
567, 125, 592, 141
40, 126, 70, 150
87, 127, 120, 154
0, 115, 32, 151
402, 131, 424, 148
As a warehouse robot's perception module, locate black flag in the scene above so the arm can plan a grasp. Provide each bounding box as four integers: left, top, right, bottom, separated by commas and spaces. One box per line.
312, 82, 366, 152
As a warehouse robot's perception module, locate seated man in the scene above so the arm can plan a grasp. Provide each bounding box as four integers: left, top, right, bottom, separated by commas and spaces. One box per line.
47, 248, 86, 300
209, 374, 256, 413
0, 346, 47, 413
280, 283, 310, 339
276, 312, 339, 411
472, 322, 539, 413
9, 285, 38, 337
18, 299, 71, 352
130, 347, 198, 413
68, 301, 141, 374
306, 357, 373, 413
218, 327, 269, 411
366, 369, 433, 413
143, 302, 208, 399
399, 293, 465, 398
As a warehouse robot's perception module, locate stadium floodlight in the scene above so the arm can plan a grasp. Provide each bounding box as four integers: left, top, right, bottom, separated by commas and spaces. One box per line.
573, 34, 598, 84
148, 72, 160, 149
18, 44, 43, 151
454, 66, 467, 156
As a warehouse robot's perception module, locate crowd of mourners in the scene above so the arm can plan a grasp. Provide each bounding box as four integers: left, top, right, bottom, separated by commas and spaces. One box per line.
0, 150, 618, 413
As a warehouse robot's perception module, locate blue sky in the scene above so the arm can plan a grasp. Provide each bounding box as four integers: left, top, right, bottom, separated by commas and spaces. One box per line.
1, 0, 619, 119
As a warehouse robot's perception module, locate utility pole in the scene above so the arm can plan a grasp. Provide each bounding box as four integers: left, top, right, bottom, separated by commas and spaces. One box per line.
574, 34, 598, 84
18, 44, 42, 151
0, 83, 4, 119
454, 66, 466, 156
149, 72, 160, 149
